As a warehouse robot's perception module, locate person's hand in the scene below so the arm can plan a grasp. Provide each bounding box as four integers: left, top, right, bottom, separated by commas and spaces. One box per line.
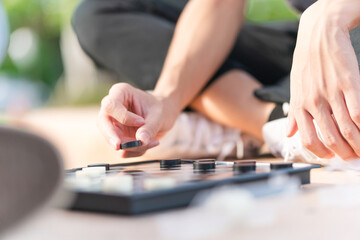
98, 83, 178, 157
287, 0, 360, 160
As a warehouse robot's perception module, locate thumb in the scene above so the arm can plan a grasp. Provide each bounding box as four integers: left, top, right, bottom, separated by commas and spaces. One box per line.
135, 113, 160, 145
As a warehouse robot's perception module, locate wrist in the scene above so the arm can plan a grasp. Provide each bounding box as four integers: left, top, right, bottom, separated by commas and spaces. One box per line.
151, 91, 181, 128
153, 68, 186, 113
313, 0, 360, 30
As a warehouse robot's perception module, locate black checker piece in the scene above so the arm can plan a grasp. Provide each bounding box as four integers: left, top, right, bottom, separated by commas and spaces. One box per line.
120, 140, 142, 149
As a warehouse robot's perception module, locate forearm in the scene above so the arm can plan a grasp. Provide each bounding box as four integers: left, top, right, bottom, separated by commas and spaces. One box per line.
153, 0, 246, 115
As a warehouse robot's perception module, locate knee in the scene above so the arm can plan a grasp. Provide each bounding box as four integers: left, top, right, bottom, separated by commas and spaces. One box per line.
72, 0, 105, 57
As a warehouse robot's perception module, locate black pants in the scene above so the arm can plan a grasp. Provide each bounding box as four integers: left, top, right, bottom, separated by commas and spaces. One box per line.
72, 0, 299, 103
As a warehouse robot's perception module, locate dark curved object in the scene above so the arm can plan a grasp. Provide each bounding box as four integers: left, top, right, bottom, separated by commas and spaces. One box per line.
0, 126, 63, 234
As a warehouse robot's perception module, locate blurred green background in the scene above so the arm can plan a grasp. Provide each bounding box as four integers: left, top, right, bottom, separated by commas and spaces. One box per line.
0, 0, 299, 107
1, 0, 78, 94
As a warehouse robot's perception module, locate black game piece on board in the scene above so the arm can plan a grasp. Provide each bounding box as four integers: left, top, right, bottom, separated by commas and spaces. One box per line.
198, 158, 216, 162
270, 162, 293, 170
88, 164, 110, 171
160, 159, 181, 169
193, 161, 216, 172
120, 140, 142, 149
237, 160, 256, 165
65, 167, 83, 173
233, 162, 256, 174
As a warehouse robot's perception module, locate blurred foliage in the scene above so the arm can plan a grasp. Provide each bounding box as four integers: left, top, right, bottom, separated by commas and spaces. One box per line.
247, 0, 299, 22
1, 0, 81, 95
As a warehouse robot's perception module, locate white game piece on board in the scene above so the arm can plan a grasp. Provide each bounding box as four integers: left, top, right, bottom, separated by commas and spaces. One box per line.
64, 177, 93, 191
82, 166, 106, 173
144, 177, 176, 191
103, 175, 133, 194
76, 167, 106, 178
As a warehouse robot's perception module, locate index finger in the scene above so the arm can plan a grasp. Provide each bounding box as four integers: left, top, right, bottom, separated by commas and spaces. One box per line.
296, 110, 334, 159
101, 96, 145, 127
97, 111, 122, 150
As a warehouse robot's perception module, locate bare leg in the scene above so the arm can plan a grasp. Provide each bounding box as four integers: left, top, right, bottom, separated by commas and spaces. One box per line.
190, 70, 275, 141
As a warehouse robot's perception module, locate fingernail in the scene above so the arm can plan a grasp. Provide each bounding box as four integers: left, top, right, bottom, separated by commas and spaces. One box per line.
134, 118, 145, 126
110, 138, 118, 150
139, 132, 150, 144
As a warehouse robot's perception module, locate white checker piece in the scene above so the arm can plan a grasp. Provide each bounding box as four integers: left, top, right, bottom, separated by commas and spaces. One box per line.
103, 175, 133, 194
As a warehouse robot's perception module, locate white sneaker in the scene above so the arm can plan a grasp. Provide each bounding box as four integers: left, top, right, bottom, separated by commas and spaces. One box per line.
145, 112, 263, 160
262, 118, 327, 164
